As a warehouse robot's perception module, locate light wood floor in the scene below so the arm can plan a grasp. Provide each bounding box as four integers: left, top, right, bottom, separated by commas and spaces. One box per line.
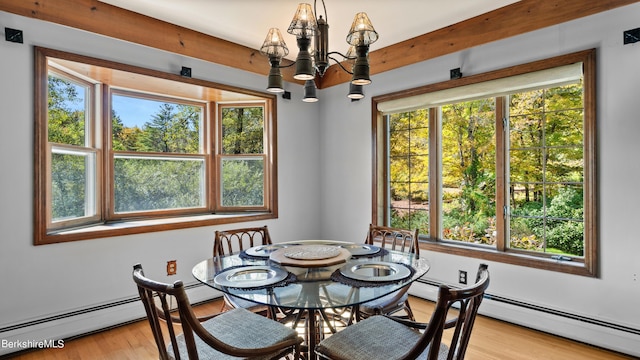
5, 296, 635, 360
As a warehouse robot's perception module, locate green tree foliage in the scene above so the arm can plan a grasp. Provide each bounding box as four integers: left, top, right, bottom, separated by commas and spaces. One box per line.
222, 106, 264, 154
513, 187, 584, 256
221, 159, 264, 207
441, 98, 496, 244
47, 75, 86, 146
112, 101, 200, 153
111, 110, 146, 152
114, 158, 204, 212
51, 153, 88, 220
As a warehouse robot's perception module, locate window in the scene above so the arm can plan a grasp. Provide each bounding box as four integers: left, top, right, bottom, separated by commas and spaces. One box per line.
35, 48, 278, 244
373, 50, 596, 276
110, 91, 207, 216
218, 105, 268, 208
47, 70, 100, 229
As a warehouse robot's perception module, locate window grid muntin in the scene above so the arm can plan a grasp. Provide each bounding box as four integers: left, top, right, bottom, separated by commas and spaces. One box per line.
387, 111, 430, 234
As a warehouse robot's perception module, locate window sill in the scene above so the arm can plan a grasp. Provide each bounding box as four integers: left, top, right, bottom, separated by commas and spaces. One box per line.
37, 212, 277, 245
418, 239, 595, 277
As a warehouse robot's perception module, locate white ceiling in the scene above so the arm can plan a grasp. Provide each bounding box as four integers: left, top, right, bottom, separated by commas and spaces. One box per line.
99, 0, 520, 61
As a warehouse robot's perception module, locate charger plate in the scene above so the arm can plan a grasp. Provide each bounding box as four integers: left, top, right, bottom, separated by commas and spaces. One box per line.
214, 265, 288, 288
339, 261, 411, 282
245, 244, 291, 258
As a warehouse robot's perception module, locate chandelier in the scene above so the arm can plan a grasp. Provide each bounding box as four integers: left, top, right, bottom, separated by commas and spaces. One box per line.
259, 1, 379, 102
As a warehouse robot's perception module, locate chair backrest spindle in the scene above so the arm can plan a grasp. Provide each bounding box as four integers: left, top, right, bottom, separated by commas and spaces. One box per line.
213, 225, 272, 257
366, 224, 419, 255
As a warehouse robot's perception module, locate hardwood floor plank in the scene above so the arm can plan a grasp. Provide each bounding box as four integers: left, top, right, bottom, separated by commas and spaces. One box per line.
5, 297, 634, 359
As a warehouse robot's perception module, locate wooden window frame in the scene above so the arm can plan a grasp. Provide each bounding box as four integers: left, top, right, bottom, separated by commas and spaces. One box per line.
34, 47, 278, 245
372, 49, 597, 276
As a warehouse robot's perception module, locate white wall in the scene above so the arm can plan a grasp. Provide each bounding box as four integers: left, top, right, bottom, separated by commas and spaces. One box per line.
2, 3, 640, 357
0, 11, 322, 355
319, 3, 640, 356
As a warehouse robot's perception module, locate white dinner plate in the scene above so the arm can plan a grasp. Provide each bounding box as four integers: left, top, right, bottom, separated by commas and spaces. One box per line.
338, 244, 381, 256
214, 265, 288, 288
245, 244, 291, 258
339, 261, 411, 282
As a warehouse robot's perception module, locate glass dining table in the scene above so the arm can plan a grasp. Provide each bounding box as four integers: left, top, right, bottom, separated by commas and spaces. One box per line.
192, 240, 430, 360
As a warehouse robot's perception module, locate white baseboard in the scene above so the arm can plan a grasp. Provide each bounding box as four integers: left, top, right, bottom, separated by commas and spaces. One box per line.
409, 281, 640, 358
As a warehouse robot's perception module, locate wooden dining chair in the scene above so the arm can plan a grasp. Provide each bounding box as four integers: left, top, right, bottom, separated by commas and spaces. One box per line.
132, 263, 302, 360
315, 264, 490, 360
213, 225, 275, 317
353, 224, 420, 322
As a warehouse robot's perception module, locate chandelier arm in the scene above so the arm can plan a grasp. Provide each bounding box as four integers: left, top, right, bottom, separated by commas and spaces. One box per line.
327, 55, 354, 75
327, 51, 355, 61
275, 61, 297, 69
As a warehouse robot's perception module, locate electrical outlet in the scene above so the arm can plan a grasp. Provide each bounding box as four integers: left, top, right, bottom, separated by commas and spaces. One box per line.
167, 260, 177, 276
458, 270, 467, 285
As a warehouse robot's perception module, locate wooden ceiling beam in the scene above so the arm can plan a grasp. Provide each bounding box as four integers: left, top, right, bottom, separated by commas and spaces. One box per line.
0, 0, 298, 83
319, 0, 640, 88
2, 0, 639, 89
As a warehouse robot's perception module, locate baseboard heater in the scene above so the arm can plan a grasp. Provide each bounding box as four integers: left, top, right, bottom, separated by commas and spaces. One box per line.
416, 278, 640, 336
0, 282, 207, 335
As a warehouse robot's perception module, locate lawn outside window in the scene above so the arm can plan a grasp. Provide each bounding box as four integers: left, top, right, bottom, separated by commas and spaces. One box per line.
372, 49, 597, 276
34, 47, 278, 244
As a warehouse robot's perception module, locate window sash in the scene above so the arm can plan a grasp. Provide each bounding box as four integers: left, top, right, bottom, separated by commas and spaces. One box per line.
48, 144, 101, 229
110, 89, 207, 154
217, 155, 268, 210
110, 153, 208, 218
